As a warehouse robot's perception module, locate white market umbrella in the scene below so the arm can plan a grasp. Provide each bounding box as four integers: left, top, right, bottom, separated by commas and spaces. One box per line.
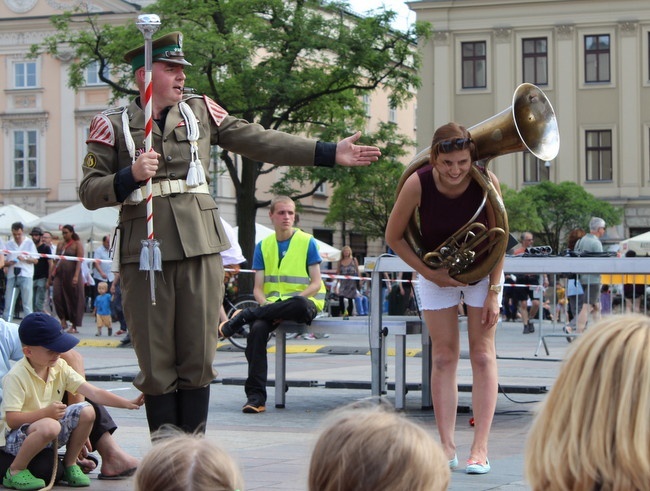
35, 203, 119, 243
619, 231, 650, 256
0, 204, 40, 236
234, 223, 341, 262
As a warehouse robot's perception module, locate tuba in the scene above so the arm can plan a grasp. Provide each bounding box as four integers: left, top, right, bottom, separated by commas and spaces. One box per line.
396, 83, 560, 283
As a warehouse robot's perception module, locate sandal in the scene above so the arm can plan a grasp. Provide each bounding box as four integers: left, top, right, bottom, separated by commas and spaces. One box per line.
66, 327, 79, 334
3, 468, 46, 490
63, 464, 90, 487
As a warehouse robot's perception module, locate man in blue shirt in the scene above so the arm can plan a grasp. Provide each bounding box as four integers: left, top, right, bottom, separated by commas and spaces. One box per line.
220, 196, 325, 413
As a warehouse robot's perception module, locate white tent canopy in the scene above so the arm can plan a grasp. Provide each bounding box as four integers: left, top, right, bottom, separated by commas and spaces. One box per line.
0, 205, 39, 237
619, 231, 650, 256
234, 223, 341, 262
34, 203, 119, 243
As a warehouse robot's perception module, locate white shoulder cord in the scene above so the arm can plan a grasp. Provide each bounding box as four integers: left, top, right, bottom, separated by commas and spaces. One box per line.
122, 103, 205, 205
122, 108, 144, 205
179, 101, 206, 187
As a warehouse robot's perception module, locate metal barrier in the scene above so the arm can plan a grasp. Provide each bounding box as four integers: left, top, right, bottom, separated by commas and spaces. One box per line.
502, 255, 650, 356
271, 255, 650, 408
368, 255, 650, 357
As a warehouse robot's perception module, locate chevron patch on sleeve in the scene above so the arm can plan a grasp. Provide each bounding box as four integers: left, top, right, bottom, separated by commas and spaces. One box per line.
204, 95, 228, 126
87, 114, 115, 146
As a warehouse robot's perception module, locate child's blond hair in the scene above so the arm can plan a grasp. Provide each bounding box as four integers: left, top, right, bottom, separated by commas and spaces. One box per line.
135, 428, 244, 491
97, 281, 108, 294
308, 401, 449, 491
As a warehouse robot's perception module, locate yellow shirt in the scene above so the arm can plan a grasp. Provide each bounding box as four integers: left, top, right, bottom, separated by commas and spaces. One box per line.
0, 357, 85, 446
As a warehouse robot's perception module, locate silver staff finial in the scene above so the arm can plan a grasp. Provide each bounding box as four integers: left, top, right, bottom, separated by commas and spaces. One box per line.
136, 14, 161, 37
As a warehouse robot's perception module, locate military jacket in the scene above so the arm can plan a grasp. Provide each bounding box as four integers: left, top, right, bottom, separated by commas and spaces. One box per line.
80, 95, 318, 264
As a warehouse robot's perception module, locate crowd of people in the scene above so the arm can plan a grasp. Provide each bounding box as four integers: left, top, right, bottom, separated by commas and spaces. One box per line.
0, 223, 131, 345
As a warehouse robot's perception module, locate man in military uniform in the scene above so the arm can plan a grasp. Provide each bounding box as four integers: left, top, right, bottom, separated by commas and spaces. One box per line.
79, 32, 380, 435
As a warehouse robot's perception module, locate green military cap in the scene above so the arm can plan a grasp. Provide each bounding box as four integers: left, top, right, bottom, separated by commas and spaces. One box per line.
124, 31, 192, 71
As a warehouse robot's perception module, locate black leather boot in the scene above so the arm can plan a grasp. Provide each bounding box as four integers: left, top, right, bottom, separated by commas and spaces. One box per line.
221, 308, 256, 337
178, 386, 211, 434
144, 392, 179, 435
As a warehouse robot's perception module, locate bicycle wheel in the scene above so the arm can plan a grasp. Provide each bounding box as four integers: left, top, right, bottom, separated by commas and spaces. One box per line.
226, 296, 260, 350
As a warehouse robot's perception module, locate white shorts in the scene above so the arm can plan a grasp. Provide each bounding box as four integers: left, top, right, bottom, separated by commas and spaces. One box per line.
417, 274, 504, 311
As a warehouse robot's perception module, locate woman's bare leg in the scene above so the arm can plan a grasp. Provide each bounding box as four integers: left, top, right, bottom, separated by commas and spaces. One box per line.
424, 307, 460, 460
466, 305, 498, 464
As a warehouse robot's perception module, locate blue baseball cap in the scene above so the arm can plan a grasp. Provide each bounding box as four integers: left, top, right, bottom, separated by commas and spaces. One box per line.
18, 313, 79, 353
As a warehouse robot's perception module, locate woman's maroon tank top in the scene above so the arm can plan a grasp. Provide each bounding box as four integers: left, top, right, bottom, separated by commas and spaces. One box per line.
416, 164, 489, 257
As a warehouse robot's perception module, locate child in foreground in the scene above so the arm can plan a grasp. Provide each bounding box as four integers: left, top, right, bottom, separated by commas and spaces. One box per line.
0, 313, 144, 490
309, 401, 450, 491
135, 428, 244, 491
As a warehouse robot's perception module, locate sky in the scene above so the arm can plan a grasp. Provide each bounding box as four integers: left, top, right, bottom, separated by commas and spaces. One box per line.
345, 0, 415, 32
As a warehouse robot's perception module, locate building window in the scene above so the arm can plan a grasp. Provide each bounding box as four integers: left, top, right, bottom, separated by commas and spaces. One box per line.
584, 34, 610, 83
314, 182, 327, 196
85, 60, 109, 86
522, 37, 547, 85
523, 153, 550, 183
461, 41, 486, 89
362, 94, 370, 117
585, 129, 612, 181
14, 61, 37, 89
349, 233, 367, 261
388, 103, 397, 124
13, 130, 38, 188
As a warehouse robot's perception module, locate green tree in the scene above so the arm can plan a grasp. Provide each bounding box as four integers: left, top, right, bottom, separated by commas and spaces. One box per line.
503, 181, 622, 253
32, 0, 431, 291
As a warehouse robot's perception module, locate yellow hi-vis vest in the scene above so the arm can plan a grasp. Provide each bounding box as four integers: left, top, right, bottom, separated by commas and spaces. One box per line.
261, 229, 326, 311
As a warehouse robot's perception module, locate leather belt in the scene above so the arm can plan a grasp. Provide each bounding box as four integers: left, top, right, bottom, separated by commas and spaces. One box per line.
141, 179, 210, 197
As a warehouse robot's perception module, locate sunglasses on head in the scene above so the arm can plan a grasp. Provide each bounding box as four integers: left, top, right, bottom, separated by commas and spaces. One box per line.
437, 138, 473, 153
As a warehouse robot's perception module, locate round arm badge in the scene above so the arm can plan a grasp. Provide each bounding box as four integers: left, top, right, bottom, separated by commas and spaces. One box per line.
84, 153, 97, 168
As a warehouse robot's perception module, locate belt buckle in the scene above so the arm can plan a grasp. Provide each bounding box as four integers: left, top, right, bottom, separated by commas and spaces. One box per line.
158, 179, 183, 197
158, 179, 172, 197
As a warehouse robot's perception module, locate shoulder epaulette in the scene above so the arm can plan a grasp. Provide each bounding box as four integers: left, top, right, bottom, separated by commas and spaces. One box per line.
87, 113, 117, 146
183, 94, 203, 101
101, 106, 127, 116
203, 95, 228, 126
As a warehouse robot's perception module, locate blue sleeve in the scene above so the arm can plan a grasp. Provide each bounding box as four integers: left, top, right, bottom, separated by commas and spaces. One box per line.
314, 141, 336, 167
307, 238, 322, 266
114, 166, 140, 202
252, 242, 265, 270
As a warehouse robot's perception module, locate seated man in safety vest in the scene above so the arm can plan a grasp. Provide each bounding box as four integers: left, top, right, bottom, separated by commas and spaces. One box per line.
219, 195, 325, 414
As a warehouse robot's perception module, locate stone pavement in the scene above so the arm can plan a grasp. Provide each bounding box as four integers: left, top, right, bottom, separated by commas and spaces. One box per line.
45, 313, 575, 490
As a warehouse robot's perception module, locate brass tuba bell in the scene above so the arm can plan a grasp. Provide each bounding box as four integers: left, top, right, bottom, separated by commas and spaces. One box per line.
396, 83, 559, 283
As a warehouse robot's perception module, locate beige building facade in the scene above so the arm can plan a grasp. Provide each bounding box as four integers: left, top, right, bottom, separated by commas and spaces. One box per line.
409, 0, 650, 240
0, 1, 417, 259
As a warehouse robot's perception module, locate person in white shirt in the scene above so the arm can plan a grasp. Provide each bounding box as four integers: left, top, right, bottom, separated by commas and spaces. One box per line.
4, 222, 37, 320
219, 218, 247, 323
91, 235, 114, 301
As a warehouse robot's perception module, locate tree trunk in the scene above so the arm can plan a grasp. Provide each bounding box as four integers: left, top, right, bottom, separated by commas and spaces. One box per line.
236, 156, 259, 295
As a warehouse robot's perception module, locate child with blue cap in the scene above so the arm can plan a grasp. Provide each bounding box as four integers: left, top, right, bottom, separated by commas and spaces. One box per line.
0, 313, 144, 490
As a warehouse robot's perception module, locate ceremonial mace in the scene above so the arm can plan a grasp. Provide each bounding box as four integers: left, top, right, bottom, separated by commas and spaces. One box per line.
136, 14, 162, 305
